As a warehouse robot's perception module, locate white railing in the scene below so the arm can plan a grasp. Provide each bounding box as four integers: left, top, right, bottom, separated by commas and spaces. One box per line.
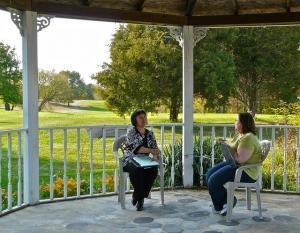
37, 123, 182, 202
0, 123, 299, 216
194, 124, 300, 193
0, 129, 27, 215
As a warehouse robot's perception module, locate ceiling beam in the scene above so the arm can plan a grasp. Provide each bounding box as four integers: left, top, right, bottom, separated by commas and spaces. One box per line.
286, 0, 291, 13
233, 0, 239, 15
136, 0, 146, 11
31, 2, 187, 26
2, 1, 300, 27
188, 12, 300, 26
79, 0, 91, 7
186, 0, 197, 16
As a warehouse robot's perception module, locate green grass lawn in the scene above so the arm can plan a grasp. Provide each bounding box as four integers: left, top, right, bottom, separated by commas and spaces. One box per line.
0, 100, 289, 130
0, 100, 298, 208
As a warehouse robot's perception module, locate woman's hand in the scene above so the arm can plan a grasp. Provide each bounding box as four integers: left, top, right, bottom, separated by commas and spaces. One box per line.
216, 138, 227, 144
150, 148, 161, 156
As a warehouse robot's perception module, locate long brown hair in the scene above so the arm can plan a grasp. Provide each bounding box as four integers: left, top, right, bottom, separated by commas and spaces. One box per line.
238, 112, 256, 135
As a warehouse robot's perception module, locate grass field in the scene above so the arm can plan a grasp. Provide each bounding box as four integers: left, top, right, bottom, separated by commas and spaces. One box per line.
0, 100, 290, 130
0, 100, 298, 208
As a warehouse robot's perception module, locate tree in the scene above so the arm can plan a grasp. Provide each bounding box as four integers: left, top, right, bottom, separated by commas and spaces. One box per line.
0, 42, 22, 111
59, 70, 87, 105
93, 24, 182, 121
38, 70, 72, 111
229, 27, 300, 115
194, 29, 236, 112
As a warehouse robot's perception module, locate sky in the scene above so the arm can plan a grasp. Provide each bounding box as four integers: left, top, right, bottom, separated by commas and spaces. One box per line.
0, 9, 119, 84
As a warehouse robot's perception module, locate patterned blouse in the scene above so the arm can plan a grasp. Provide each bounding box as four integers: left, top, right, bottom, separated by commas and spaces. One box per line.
122, 126, 158, 166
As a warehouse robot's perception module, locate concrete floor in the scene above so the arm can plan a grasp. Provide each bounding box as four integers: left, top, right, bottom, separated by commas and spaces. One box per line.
0, 190, 300, 233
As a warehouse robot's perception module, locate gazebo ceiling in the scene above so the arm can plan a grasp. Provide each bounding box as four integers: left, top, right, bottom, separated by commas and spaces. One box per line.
1, 0, 300, 26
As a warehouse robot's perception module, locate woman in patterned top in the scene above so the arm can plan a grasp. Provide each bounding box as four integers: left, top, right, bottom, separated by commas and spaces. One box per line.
123, 109, 160, 211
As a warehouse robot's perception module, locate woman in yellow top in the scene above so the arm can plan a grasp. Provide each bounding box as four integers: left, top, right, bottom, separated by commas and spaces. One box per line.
205, 112, 262, 216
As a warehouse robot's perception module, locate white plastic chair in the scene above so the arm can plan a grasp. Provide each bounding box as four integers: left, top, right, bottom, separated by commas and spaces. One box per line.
113, 135, 165, 209
224, 140, 271, 222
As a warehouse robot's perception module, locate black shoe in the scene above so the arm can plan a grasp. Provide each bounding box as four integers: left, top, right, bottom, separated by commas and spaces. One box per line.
136, 199, 144, 211
131, 198, 138, 206
221, 196, 237, 216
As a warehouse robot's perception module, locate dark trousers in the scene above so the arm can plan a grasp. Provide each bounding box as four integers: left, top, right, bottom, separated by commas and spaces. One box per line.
205, 161, 255, 211
124, 165, 158, 201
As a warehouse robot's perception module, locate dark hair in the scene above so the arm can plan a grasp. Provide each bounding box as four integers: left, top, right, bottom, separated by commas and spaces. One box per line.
131, 109, 147, 126
238, 112, 256, 135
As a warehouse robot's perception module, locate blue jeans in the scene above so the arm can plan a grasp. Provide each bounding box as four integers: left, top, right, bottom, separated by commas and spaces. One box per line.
205, 161, 255, 211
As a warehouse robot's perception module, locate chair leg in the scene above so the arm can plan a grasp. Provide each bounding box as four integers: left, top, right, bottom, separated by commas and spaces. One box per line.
120, 169, 126, 209
160, 165, 164, 206
246, 187, 251, 210
126, 176, 131, 192
256, 183, 263, 219
226, 182, 235, 223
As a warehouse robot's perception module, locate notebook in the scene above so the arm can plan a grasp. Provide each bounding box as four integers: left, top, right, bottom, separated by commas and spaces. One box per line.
132, 155, 159, 167
220, 142, 237, 166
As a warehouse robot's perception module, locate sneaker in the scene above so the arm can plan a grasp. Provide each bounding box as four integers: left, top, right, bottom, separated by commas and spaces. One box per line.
220, 196, 237, 216
210, 205, 221, 214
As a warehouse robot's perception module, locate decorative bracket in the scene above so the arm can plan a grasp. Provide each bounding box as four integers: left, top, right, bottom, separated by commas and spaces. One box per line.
168, 26, 209, 48
9, 8, 53, 36
9, 8, 23, 35
194, 27, 209, 46
168, 26, 183, 47
37, 14, 53, 32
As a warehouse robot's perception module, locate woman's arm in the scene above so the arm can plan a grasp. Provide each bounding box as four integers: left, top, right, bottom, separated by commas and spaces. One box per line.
136, 146, 160, 155
234, 135, 254, 164
234, 148, 253, 164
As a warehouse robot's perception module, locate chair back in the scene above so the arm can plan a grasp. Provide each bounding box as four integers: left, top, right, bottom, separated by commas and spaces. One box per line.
260, 140, 271, 162
113, 135, 127, 159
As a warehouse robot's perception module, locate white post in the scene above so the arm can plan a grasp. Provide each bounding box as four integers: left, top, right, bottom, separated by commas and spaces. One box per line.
22, 11, 39, 204
182, 26, 194, 187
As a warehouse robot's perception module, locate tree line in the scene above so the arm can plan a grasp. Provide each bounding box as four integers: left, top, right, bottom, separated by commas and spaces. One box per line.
0, 42, 94, 111
92, 25, 300, 121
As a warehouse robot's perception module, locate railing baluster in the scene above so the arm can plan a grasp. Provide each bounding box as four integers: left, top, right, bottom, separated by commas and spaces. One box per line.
296, 128, 300, 193
259, 127, 263, 141
160, 126, 164, 165
211, 126, 215, 167
259, 127, 263, 188
114, 128, 118, 193
102, 129, 106, 194
200, 125, 204, 186
89, 129, 94, 195
126, 127, 130, 192
7, 133, 12, 210
171, 125, 175, 188
223, 126, 227, 140
49, 129, 54, 200
76, 128, 81, 198
271, 127, 275, 191
222, 126, 227, 162
17, 131, 22, 206
63, 129, 68, 198
0, 133, 2, 213
283, 127, 287, 192
160, 126, 165, 189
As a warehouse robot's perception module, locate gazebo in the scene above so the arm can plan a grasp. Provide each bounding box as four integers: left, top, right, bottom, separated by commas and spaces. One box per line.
0, 1, 300, 232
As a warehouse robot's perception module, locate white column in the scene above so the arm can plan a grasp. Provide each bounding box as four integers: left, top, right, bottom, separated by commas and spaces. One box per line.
182, 26, 194, 187
22, 11, 39, 204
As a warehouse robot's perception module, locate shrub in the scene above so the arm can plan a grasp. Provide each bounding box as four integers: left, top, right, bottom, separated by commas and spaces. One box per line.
163, 136, 223, 187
